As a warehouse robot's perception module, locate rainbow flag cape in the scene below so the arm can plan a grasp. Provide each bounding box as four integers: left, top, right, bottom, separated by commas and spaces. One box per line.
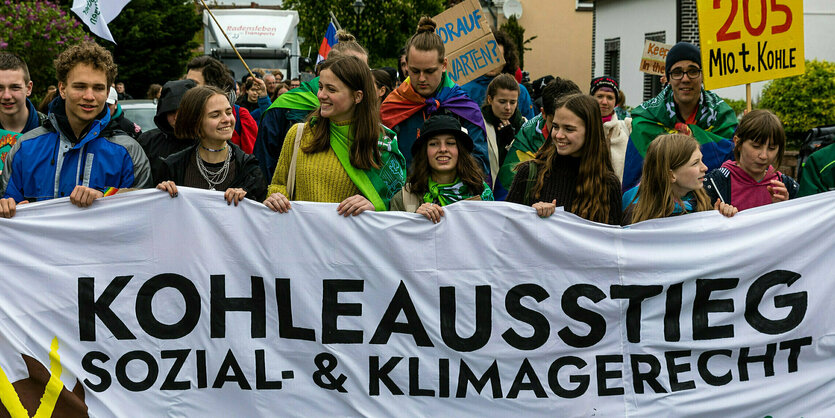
380, 72, 484, 131
622, 85, 737, 191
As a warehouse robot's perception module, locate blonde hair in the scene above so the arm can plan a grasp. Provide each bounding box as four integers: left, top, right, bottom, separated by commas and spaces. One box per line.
630, 134, 711, 223
328, 30, 368, 63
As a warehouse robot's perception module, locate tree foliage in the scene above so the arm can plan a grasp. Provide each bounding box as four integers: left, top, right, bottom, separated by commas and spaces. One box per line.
760, 60, 835, 141
104, 0, 202, 99
500, 16, 535, 70
0, 1, 91, 99
282, 0, 445, 68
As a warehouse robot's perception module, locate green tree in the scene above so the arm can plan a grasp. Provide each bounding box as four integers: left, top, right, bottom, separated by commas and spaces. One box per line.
500, 16, 535, 69
282, 0, 445, 68
760, 60, 835, 146
0, 1, 91, 99
103, 0, 202, 99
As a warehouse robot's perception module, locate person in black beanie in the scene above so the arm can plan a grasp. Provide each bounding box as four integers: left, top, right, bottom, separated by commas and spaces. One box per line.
621, 41, 738, 192
137, 79, 197, 184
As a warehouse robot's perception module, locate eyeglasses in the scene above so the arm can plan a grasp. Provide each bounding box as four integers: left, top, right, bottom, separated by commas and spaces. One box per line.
669, 68, 702, 80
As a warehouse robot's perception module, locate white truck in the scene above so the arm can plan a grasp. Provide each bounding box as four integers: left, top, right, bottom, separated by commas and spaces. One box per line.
202, 8, 301, 81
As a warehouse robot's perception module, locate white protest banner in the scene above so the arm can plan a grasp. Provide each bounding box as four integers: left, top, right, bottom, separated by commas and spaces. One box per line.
0, 188, 833, 416
71, 0, 131, 43
639, 39, 673, 76
433, 0, 503, 85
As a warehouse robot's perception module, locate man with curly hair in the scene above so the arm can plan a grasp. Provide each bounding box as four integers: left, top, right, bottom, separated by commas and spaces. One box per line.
0, 42, 151, 217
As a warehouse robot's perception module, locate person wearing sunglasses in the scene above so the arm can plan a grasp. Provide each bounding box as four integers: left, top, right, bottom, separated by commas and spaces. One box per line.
621, 42, 737, 192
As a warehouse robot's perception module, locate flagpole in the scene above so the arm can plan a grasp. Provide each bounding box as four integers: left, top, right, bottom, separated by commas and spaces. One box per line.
329, 11, 342, 31
196, 0, 256, 80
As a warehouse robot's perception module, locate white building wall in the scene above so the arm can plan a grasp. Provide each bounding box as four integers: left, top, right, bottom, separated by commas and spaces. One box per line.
593, 0, 676, 108
596, 0, 835, 106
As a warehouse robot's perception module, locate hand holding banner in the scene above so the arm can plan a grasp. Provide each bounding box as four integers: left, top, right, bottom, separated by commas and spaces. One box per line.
697, 0, 804, 90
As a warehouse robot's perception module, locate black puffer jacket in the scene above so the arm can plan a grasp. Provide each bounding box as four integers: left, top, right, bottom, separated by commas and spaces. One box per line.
159, 142, 267, 202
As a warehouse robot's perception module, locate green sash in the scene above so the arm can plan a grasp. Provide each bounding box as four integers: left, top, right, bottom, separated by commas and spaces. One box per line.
267, 77, 320, 112
330, 122, 406, 211
423, 178, 494, 206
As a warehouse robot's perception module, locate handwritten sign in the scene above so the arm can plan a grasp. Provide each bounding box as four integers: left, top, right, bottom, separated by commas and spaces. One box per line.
639, 40, 673, 76
433, 0, 503, 85
697, 0, 804, 90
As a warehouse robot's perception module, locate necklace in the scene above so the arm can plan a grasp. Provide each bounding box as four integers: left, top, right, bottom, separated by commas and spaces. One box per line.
201, 144, 227, 152
195, 148, 232, 191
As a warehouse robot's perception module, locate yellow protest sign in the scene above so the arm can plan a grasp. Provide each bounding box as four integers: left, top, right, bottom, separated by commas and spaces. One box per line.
697, 0, 804, 90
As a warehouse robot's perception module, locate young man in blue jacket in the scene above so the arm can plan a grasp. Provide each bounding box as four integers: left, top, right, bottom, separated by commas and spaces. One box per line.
0, 42, 151, 218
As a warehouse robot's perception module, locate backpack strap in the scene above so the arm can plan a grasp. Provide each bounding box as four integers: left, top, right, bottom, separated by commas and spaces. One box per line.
286, 123, 305, 199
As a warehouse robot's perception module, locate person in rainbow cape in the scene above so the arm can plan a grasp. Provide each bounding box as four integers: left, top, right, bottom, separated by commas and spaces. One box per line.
253, 30, 369, 180
380, 16, 491, 181
263, 56, 405, 215
621, 41, 737, 192
496, 77, 582, 194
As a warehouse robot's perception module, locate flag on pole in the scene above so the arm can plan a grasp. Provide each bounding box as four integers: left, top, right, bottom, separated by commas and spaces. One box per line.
71, 0, 132, 44
316, 21, 339, 63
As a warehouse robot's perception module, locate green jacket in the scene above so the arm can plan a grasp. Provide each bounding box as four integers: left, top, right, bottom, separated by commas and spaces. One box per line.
799, 142, 835, 196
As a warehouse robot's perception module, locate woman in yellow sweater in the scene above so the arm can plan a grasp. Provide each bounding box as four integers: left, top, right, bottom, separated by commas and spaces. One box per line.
263, 56, 406, 215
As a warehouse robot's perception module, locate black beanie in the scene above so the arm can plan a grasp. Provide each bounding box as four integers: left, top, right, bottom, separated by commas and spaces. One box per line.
665, 42, 701, 76
590, 76, 620, 103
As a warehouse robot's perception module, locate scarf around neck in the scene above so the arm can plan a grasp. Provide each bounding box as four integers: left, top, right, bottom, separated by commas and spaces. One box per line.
328, 120, 406, 211
423, 177, 494, 206
481, 103, 523, 131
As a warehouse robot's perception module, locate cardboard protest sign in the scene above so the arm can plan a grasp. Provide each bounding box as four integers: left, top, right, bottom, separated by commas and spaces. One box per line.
697, 0, 804, 90
639, 39, 673, 76
433, 0, 503, 85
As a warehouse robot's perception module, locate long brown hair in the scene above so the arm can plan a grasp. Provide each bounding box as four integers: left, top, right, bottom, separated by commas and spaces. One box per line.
407, 139, 485, 195
529, 93, 615, 223
303, 56, 382, 170
630, 134, 712, 223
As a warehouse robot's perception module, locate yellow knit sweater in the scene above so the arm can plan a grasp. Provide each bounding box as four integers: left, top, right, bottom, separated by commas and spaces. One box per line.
268, 123, 360, 202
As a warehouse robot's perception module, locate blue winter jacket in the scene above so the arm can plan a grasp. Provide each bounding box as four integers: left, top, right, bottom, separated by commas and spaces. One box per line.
0, 97, 152, 202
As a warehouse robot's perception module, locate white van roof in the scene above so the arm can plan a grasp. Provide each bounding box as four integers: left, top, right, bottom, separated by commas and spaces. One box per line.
203, 9, 299, 50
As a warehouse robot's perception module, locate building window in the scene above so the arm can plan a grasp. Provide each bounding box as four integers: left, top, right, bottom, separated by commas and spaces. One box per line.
603, 38, 620, 82
576, 0, 594, 11
643, 31, 666, 101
